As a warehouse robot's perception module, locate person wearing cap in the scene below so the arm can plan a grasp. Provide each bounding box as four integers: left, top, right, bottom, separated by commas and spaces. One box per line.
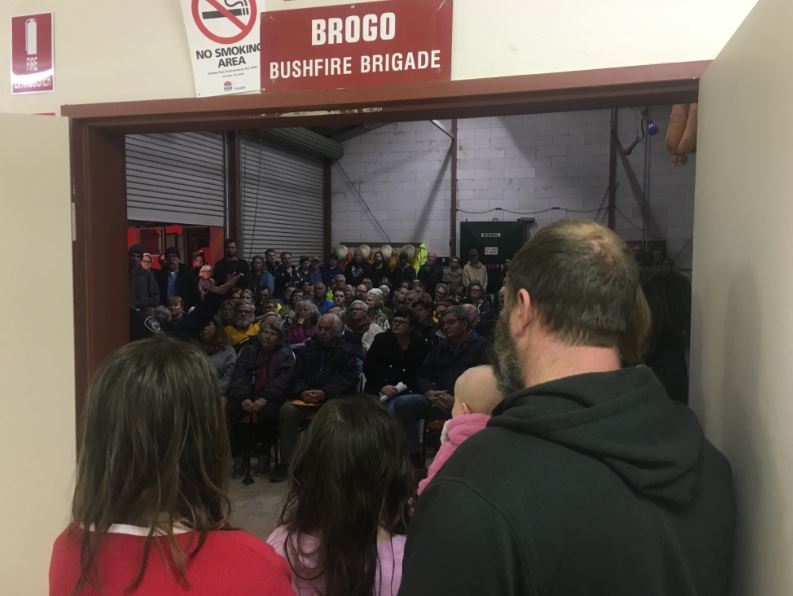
463, 249, 488, 292
155, 246, 200, 310
128, 244, 160, 310
308, 256, 323, 284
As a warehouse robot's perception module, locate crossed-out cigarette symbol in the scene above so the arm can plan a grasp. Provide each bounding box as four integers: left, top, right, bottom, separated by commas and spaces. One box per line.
202, 0, 250, 19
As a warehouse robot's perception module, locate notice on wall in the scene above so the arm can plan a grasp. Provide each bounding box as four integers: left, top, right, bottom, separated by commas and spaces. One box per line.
180, 0, 262, 97
261, 0, 452, 92
10, 13, 54, 95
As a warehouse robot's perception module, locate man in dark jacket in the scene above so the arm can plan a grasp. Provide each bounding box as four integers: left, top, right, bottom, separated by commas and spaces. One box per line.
363, 306, 431, 396
213, 238, 250, 290
128, 243, 159, 310
274, 251, 298, 299
272, 312, 361, 481
387, 305, 489, 466
417, 251, 443, 295
129, 273, 241, 341
344, 248, 371, 287
390, 251, 416, 288
320, 253, 344, 286
399, 220, 735, 596
155, 247, 200, 309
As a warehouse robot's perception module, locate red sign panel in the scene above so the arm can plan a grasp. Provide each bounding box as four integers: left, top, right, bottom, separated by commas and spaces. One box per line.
11, 13, 54, 95
261, 0, 452, 92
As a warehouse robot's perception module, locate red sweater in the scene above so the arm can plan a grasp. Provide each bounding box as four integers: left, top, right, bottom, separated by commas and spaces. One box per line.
49, 524, 295, 595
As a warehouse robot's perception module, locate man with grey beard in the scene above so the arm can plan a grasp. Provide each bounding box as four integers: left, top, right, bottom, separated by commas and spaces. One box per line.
399, 220, 735, 596
224, 300, 260, 348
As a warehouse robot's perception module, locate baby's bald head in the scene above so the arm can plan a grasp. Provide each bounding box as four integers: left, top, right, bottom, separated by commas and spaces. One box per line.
453, 365, 502, 416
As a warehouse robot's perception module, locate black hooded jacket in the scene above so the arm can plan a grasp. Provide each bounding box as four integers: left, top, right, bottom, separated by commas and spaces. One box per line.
399, 366, 735, 596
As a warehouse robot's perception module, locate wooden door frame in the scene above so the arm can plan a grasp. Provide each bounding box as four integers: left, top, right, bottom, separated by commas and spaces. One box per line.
64, 60, 707, 422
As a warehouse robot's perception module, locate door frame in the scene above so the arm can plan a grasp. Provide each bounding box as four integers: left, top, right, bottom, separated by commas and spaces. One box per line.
64, 60, 708, 422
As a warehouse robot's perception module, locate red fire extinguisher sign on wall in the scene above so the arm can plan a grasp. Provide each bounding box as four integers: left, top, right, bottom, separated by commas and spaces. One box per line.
11, 12, 54, 94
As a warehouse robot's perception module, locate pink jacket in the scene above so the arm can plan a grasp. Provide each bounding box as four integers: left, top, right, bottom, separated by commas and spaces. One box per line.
288, 324, 316, 345
418, 413, 490, 495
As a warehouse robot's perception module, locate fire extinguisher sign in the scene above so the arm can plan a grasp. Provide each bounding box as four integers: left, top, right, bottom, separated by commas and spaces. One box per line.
10, 12, 54, 95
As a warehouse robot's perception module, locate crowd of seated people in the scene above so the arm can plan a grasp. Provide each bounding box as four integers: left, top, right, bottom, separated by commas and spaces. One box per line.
67, 223, 727, 596
127, 238, 506, 483
130, 239, 685, 481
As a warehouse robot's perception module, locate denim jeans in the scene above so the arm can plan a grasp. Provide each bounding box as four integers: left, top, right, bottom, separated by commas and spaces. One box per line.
387, 392, 450, 454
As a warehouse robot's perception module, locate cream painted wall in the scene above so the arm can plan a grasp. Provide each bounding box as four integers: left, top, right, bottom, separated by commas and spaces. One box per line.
691, 0, 793, 593
0, 0, 757, 114
0, 114, 75, 594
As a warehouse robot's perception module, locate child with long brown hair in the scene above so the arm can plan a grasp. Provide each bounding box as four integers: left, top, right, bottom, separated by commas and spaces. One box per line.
49, 336, 293, 595
268, 396, 413, 596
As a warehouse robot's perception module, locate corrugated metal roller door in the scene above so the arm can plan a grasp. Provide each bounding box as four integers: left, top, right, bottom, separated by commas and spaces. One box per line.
126, 132, 226, 226
241, 135, 324, 259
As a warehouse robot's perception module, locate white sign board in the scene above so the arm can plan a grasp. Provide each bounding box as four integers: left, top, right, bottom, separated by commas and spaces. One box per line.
180, 0, 261, 97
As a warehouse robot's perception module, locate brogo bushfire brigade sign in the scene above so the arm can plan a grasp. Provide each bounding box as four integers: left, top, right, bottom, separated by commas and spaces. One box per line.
261, 0, 452, 92
180, 0, 261, 97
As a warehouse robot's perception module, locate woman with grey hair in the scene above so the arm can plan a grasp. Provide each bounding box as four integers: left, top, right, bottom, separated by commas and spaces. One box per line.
288, 300, 320, 345
228, 317, 297, 476
345, 299, 384, 355
365, 288, 391, 331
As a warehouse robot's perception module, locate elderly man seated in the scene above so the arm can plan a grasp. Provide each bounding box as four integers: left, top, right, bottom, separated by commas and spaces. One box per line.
271, 313, 361, 482
386, 305, 489, 469
224, 300, 260, 348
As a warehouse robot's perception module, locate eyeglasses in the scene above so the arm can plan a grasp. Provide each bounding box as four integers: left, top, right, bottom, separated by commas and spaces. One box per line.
391, 319, 410, 326
441, 318, 462, 327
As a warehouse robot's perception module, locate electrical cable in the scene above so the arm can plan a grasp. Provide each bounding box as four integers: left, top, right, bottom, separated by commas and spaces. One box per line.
334, 161, 392, 242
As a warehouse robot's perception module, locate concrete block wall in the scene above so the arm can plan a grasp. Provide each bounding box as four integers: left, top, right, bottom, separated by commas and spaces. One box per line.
331, 120, 453, 253
331, 107, 696, 270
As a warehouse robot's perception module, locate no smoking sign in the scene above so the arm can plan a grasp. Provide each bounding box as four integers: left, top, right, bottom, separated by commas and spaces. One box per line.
191, 0, 257, 45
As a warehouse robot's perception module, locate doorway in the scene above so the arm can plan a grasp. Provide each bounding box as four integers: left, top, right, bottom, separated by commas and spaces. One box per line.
64, 60, 706, 419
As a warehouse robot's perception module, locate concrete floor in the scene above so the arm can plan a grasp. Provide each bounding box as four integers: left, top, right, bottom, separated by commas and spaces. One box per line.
228, 470, 289, 540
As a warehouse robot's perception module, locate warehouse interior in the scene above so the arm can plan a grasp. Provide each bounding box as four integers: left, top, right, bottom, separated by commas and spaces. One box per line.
127, 104, 696, 283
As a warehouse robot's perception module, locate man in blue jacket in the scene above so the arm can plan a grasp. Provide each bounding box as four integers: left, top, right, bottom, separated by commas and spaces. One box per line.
387, 305, 489, 467
271, 312, 361, 482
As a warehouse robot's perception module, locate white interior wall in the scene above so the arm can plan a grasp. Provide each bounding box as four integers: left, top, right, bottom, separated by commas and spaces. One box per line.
0, 114, 75, 595
332, 109, 696, 267
691, 0, 793, 593
0, 0, 757, 114
331, 120, 453, 251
